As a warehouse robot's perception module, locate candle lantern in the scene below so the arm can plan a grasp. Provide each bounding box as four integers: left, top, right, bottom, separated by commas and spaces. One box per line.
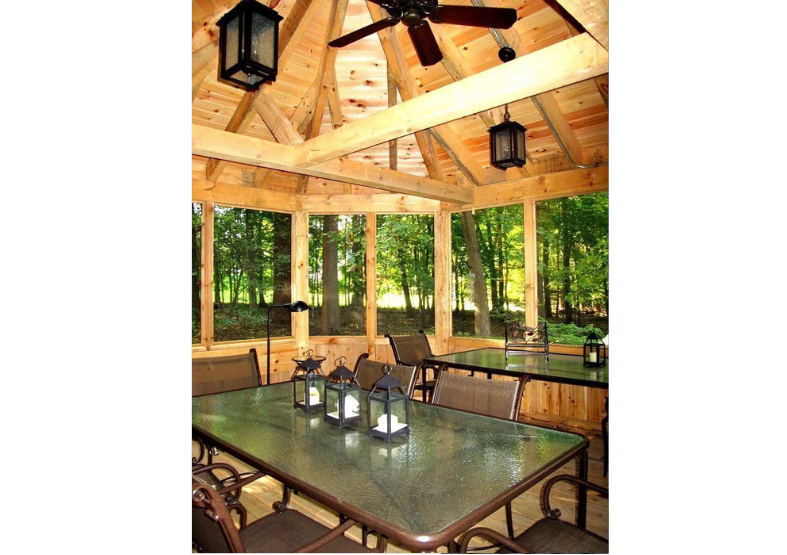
324, 356, 362, 428
292, 350, 326, 413
217, 0, 283, 90
489, 105, 527, 170
367, 364, 410, 443
583, 332, 607, 368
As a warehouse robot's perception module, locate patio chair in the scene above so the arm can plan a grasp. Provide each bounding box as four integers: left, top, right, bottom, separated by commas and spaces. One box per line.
353, 353, 418, 398
504, 321, 549, 361
192, 464, 372, 553
385, 330, 441, 402
458, 475, 609, 554
431, 371, 527, 421
431, 372, 527, 549
193, 349, 262, 465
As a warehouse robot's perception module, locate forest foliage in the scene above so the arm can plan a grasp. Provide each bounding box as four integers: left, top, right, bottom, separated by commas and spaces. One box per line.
192, 192, 608, 346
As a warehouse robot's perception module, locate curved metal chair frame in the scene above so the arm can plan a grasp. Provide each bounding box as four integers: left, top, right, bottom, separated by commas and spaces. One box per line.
458, 475, 609, 553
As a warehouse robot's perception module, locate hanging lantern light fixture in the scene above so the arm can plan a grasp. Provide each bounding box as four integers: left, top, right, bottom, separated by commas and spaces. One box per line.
489, 104, 527, 170
217, 0, 283, 90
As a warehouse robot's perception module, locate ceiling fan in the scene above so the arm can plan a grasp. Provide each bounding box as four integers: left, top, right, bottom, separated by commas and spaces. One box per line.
328, 0, 517, 67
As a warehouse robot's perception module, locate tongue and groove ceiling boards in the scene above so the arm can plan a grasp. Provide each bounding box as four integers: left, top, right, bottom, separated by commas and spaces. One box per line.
192, 0, 609, 203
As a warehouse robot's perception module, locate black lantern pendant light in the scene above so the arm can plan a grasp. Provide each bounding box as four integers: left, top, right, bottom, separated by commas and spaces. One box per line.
489, 104, 527, 170
217, 0, 283, 90
292, 350, 327, 413
367, 364, 410, 443
324, 356, 362, 428
583, 332, 607, 368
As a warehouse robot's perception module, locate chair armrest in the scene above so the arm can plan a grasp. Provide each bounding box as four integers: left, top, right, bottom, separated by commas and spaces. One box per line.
192, 462, 266, 500
540, 474, 608, 520
295, 518, 357, 552
459, 527, 532, 553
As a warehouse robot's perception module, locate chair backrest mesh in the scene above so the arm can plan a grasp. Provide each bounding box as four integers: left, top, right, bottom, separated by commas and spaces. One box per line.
192, 351, 261, 397
387, 332, 432, 366
431, 372, 522, 421
354, 356, 418, 398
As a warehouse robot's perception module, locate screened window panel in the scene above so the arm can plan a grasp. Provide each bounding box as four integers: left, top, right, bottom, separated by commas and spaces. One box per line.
192, 203, 203, 344
308, 215, 367, 336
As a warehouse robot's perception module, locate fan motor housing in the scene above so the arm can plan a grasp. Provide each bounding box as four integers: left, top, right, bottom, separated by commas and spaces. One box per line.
402, 8, 425, 26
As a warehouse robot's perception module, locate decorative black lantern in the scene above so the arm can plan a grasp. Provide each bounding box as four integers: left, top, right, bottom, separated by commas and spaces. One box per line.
292, 350, 326, 413
367, 364, 410, 443
489, 105, 527, 170
217, 0, 283, 90
583, 332, 607, 368
324, 356, 362, 428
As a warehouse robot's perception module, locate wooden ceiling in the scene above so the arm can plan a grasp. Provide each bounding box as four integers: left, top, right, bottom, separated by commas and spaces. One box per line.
192, 0, 608, 198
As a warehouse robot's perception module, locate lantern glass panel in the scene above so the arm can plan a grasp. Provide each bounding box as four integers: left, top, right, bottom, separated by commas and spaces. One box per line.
251, 11, 276, 68
515, 126, 526, 160
325, 383, 361, 424
294, 373, 325, 411
369, 392, 408, 434
224, 13, 240, 70
495, 129, 511, 161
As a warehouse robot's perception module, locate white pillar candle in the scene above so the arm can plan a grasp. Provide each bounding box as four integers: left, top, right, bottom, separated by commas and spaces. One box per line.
588, 352, 597, 363
309, 386, 320, 403
377, 414, 398, 431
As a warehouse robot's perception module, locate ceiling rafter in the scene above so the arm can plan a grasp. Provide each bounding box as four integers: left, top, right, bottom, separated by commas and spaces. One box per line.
553, 0, 609, 51
366, 1, 484, 185
288, 33, 608, 168
366, 2, 486, 187
298, 0, 350, 193
202, 0, 321, 182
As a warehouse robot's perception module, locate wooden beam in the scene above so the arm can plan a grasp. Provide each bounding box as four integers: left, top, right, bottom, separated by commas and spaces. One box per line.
367, 3, 477, 184
292, 211, 310, 355
365, 213, 377, 358
302, 194, 440, 214
206, 90, 256, 180
252, 90, 304, 145
200, 201, 215, 345
192, 125, 472, 203
554, 0, 609, 51
533, 91, 585, 165
192, 57, 218, 101
434, 205, 451, 354
291, 33, 608, 167
192, 1, 240, 53
193, 42, 219, 77
388, 65, 398, 171
193, 178, 302, 212
454, 166, 608, 211
523, 199, 538, 328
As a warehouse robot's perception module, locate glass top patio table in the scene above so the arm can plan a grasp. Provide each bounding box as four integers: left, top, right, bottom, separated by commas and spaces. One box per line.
424, 348, 609, 388
192, 383, 587, 550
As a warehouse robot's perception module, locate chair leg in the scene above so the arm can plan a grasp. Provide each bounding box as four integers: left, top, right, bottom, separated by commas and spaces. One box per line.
375, 533, 388, 552
602, 396, 609, 477
273, 485, 292, 512
505, 501, 515, 539
362, 525, 368, 548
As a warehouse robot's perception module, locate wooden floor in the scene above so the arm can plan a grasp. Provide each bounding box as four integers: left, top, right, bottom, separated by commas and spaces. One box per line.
193, 422, 608, 552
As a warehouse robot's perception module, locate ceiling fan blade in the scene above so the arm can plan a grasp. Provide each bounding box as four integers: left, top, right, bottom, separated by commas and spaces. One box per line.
428, 5, 517, 29
328, 17, 400, 48
408, 21, 443, 67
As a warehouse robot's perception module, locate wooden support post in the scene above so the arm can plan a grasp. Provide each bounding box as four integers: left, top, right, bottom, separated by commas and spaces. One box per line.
523, 199, 538, 328
434, 205, 452, 354
292, 211, 310, 355
201, 201, 215, 346
366, 213, 377, 358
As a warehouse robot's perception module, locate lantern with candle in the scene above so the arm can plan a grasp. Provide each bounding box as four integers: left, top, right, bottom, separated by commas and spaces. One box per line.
367, 364, 410, 443
583, 332, 607, 368
324, 356, 362, 428
292, 350, 326, 413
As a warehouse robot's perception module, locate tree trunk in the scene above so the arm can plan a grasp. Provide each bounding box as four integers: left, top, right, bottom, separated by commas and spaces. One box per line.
399, 248, 415, 318
321, 215, 341, 334
542, 241, 552, 317
561, 199, 573, 324
244, 210, 258, 308
496, 212, 505, 307
272, 213, 291, 324
460, 212, 491, 337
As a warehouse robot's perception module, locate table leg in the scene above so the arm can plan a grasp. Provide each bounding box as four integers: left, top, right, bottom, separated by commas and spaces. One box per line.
575, 449, 588, 529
